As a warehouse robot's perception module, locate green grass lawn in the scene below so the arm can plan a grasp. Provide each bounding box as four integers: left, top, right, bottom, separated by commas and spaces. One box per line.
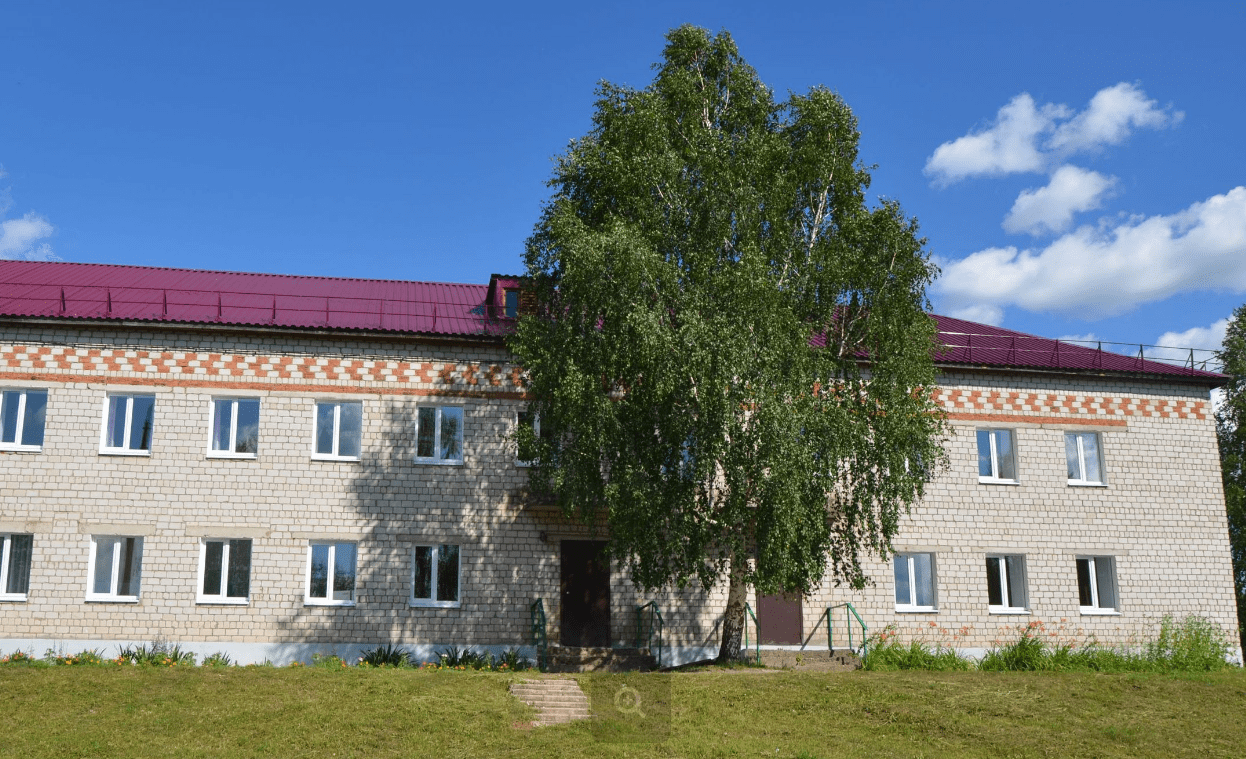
3, 667, 1245, 758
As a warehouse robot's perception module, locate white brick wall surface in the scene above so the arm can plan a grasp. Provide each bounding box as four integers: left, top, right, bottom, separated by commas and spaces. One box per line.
0, 323, 1239, 661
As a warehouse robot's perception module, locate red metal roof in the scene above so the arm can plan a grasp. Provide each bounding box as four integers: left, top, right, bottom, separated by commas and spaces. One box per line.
0, 261, 1224, 382
0, 260, 502, 338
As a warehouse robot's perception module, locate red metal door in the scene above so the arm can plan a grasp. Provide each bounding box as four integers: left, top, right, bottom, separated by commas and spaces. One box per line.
757, 592, 802, 645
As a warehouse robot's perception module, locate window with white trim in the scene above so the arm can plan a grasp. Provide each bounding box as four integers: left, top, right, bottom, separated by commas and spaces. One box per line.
100, 394, 155, 454
894, 552, 937, 612
209, 398, 260, 457
313, 401, 362, 460
415, 405, 463, 463
1076, 556, 1118, 614
985, 554, 1028, 613
305, 541, 356, 605
0, 533, 33, 601
976, 428, 1017, 483
87, 536, 143, 601
1065, 432, 1105, 485
197, 539, 252, 604
410, 544, 460, 607
0, 389, 47, 451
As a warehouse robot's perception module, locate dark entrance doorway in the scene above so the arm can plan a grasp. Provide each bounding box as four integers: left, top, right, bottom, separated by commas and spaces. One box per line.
560, 540, 611, 647
756, 592, 803, 645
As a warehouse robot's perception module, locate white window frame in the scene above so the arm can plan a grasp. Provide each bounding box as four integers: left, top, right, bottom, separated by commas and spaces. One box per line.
893, 552, 938, 613
311, 401, 363, 462
985, 554, 1029, 614
409, 544, 462, 608
0, 533, 33, 602
1077, 555, 1120, 615
206, 398, 261, 459
304, 541, 357, 606
0, 388, 47, 452
196, 538, 252, 605
413, 405, 464, 465
1066, 431, 1107, 487
976, 428, 1019, 484
98, 394, 155, 456
86, 535, 143, 603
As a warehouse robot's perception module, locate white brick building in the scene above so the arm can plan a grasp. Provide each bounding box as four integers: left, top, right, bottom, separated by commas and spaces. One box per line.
0, 261, 1238, 664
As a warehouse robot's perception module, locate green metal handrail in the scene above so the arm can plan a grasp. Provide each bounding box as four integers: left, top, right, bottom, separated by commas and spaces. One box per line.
742, 602, 761, 665
827, 602, 868, 659
635, 602, 664, 669
530, 598, 548, 672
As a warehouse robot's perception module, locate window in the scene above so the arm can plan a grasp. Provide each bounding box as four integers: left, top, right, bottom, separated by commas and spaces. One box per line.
87, 536, 143, 601
197, 539, 252, 603
415, 406, 463, 463
0, 533, 33, 601
985, 554, 1028, 613
305, 541, 356, 605
894, 552, 937, 612
209, 398, 260, 457
410, 544, 460, 607
976, 428, 1017, 483
313, 401, 362, 460
100, 394, 155, 454
503, 289, 519, 318
1076, 556, 1119, 614
0, 389, 47, 451
1066, 432, 1105, 485
515, 409, 553, 466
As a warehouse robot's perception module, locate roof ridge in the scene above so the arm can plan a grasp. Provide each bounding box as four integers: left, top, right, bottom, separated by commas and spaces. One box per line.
1, 260, 487, 289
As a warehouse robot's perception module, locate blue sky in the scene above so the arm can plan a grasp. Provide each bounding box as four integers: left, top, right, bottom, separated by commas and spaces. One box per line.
2, 1, 1243, 358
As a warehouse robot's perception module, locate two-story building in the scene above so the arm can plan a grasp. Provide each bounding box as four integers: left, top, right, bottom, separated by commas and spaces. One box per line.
0, 260, 1238, 664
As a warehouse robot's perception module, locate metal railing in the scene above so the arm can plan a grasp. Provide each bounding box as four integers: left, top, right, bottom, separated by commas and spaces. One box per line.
742, 602, 761, 665
827, 602, 868, 659
935, 331, 1222, 376
635, 602, 665, 669
530, 599, 548, 672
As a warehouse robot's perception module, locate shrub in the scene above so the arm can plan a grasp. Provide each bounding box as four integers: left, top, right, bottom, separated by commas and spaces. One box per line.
118, 643, 196, 667
1145, 614, 1232, 672
45, 648, 108, 666
863, 627, 969, 671
202, 651, 233, 668
359, 644, 411, 668
0, 650, 41, 667
311, 653, 348, 668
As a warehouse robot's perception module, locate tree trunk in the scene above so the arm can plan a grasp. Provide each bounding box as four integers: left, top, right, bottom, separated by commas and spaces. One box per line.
717, 555, 748, 663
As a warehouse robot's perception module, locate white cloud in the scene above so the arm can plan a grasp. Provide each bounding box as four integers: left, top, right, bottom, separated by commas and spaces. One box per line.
1048, 82, 1182, 155
936, 186, 1246, 321
1149, 318, 1229, 370
925, 94, 1065, 185
1003, 166, 1117, 235
0, 212, 56, 260
1057, 332, 1099, 343
925, 83, 1180, 185
946, 303, 1005, 326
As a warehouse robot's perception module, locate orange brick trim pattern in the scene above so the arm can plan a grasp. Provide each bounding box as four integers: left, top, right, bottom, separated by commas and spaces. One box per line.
0, 344, 524, 399
936, 388, 1209, 422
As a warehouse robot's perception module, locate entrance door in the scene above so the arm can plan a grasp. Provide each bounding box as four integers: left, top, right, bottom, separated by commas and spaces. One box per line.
757, 592, 802, 645
560, 541, 611, 647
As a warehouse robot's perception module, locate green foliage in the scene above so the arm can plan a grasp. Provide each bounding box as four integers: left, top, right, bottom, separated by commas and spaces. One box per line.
863, 626, 969, 671
202, 651, 233, 667
429, 647, 532, 672
1216, 304, 1246, 653
45, 648, 109, 666
358, 644, 412, 668
117, 643, 196, 667
980, 616, 1232, 673
310, 653, 348, 668
512, 25, 946, 658
0, 649, 42, 667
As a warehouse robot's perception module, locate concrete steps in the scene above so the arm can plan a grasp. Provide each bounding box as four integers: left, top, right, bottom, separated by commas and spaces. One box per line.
546, 646, 658, 672
757, 648, 863, 671
508, 679, 591, 725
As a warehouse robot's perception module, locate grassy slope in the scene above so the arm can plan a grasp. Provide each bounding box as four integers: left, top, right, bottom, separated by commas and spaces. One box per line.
2, 668, 1245, 758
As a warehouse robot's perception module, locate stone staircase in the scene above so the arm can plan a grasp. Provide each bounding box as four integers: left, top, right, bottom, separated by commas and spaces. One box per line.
508, 679, 591, 726
546, 645, 658, 672
757, 648, 863, 671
